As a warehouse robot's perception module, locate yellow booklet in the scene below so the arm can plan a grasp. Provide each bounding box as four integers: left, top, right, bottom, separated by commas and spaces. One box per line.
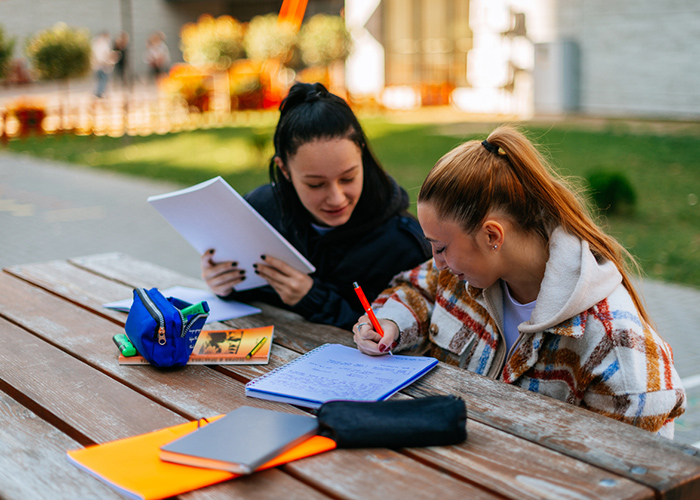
66, 415, 336, 500
119, 326, 273, 365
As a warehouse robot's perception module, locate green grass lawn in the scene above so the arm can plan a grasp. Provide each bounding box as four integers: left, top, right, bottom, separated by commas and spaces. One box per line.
5, 114, 700, 289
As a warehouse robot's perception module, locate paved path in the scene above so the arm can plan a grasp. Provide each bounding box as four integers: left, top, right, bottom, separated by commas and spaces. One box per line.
2, 148, 699, 447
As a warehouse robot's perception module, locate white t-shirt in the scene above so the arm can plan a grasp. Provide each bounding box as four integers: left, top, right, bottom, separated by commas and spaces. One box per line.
501, 281, 536, 354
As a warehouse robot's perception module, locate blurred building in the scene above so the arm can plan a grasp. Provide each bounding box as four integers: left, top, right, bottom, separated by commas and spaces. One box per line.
346, 0, 700, 119
0, 0, 343, 82
2, 0, 698, 119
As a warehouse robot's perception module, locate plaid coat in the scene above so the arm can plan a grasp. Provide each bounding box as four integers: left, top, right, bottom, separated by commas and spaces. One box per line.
374, 228, 686, 438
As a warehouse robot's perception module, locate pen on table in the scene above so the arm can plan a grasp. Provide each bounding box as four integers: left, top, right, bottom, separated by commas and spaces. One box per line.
245, 336, 268, 359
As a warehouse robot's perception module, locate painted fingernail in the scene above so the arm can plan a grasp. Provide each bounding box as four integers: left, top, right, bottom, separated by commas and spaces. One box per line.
240, 269, 246, 274
231, 262, 238, 267
378, 344, 388, 353
252, 263, 258, 269
260, 255, 266, 260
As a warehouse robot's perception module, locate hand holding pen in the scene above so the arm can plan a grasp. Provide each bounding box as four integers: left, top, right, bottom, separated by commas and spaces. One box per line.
353, 282, 399, 356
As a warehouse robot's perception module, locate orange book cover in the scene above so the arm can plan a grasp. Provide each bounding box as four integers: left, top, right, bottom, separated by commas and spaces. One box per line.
119, 326, 273, 365
66, 414, 335, 500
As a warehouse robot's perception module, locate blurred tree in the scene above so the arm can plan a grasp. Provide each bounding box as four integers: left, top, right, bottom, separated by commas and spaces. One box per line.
298, 14, 351, 68
180, 14, 245, 70
25, 23, 91, 82
244, 14, 298, 109
244, 14, 297, 62
25, 23, 91, 132
0, 25, 16, 80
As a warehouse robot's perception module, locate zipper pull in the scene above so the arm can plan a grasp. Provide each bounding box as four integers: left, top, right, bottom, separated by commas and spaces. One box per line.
157, 326, 166, 345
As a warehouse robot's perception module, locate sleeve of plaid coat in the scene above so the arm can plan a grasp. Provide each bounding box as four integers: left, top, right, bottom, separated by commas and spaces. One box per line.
574, 309, 686, 437
372, 259, 441, 352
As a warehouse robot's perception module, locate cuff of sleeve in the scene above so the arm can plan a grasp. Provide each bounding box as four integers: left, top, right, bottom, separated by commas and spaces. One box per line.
292, 280, 325, 317
376, 300, 418, 350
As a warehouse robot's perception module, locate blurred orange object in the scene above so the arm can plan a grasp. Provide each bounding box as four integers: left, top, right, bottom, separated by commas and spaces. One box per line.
278, 0, 308, 29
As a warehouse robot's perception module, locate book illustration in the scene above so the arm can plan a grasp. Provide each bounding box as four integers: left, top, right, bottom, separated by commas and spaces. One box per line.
245, 343, 438, 409
119, 326, 273, 365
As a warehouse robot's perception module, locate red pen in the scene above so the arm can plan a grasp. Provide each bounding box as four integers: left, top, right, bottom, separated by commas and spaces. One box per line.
353, 282, 384, 337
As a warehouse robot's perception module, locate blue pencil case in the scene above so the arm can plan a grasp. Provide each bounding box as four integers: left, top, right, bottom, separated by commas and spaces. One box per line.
124, 287, 209, 368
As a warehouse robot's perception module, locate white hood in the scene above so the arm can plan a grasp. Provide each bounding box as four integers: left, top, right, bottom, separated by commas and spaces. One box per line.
520, 227, 622, 334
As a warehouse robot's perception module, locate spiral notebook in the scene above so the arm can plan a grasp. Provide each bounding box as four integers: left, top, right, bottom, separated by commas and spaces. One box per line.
245, 343, 438, 409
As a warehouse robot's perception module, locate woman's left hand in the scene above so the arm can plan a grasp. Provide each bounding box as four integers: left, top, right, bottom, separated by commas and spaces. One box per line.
254, 254, 313, 306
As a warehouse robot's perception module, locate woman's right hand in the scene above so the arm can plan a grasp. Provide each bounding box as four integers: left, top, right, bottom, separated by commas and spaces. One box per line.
353, 315, 400, 356
200, 249, 246, 296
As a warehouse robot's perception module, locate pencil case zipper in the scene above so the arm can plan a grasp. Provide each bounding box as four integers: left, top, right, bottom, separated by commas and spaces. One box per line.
135, 288, 167, 346
178, 310, 208, 338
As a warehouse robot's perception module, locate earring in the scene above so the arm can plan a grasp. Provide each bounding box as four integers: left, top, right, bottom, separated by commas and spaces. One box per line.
493, 244, 498, 250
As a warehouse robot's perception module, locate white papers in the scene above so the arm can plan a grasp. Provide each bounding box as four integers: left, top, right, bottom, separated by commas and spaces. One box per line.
147, 177, 315, 291
245, 343, 439, 408
103, 286, 261, 323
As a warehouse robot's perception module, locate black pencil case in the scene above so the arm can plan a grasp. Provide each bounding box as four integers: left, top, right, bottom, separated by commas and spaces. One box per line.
315, 395, 467, 449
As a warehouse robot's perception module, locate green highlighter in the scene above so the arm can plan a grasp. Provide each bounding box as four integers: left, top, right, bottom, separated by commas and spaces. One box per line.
113, 333, 137, 357
180, 301, 208, 317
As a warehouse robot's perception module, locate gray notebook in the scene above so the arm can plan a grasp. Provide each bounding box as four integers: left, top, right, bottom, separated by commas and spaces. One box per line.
160, 406, 318, 474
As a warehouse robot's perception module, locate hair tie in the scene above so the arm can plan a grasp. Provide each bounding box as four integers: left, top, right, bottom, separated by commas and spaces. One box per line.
482, 140, 505, 156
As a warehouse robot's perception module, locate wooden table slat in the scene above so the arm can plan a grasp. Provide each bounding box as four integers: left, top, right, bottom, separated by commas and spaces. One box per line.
0, 391, 124, 500
404, 419, 652, 500
404, 365, 700, 499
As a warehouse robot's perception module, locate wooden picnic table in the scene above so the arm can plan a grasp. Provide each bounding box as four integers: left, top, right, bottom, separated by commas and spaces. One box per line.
1, 252, 699, 500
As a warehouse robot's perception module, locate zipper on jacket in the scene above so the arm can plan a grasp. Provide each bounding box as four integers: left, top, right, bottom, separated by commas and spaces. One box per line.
136, 288, 167, 345
483, 291, 507, 380
484, 289, 526, 381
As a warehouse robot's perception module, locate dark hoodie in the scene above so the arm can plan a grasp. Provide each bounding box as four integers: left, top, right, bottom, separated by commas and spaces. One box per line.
225, 178, 431, 329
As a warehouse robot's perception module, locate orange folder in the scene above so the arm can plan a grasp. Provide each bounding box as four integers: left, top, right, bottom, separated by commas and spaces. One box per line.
66, 415, 336, 500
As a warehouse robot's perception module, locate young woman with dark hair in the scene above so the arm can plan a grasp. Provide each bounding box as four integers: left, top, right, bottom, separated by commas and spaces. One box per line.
201, 82, 430, 329
353, 125, 686, 437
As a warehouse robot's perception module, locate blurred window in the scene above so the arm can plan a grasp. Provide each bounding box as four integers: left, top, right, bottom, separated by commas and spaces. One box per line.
383, 0, 472, 88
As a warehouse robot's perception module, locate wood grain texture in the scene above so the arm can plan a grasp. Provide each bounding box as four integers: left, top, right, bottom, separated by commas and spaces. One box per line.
283, 447, 502, 500
402, 363, 700, 499
404, 419, 651, 500
0, 392, 123, 500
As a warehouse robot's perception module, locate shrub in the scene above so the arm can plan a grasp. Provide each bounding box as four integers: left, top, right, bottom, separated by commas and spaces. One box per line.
180, 14, 245, 70
586, 169, 637, 215
0, 25, 16, 80
25, 23, 91, 81
298, 14, 351, 67
244, 14, 297, 62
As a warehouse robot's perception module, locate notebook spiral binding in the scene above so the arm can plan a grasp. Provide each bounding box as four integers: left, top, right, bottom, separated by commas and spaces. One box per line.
245, 343, 331, 388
